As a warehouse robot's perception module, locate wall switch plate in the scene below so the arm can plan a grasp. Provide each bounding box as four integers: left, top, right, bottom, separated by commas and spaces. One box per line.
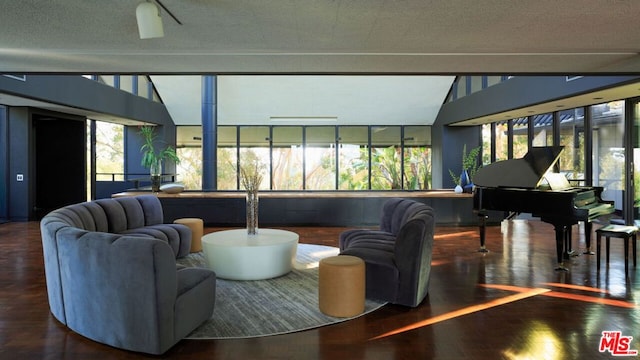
16, 174, 23, 181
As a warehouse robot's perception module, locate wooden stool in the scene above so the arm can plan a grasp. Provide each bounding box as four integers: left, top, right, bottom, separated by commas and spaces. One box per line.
595, 224, 638, 274
318, 255, 365, 317
173, 218, 203, 253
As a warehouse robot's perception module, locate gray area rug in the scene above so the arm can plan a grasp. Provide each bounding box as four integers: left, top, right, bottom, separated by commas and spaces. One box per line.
177, 243, 386, 339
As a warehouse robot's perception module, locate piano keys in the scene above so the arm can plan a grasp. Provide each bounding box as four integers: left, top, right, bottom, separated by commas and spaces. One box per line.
472, 146, 615, 271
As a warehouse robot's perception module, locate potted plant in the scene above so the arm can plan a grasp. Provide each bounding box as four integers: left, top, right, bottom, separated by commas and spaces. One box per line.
139, 125, 180, 192
449, 144, 481, 193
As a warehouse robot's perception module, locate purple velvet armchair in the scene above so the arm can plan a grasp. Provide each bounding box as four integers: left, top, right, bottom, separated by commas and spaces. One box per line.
339, 198, 435, 307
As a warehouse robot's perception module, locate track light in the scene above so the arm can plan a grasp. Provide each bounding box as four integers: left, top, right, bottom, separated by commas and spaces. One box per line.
136, 1, 164, 39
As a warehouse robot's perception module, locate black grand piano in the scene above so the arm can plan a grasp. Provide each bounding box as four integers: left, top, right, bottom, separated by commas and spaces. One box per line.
473, 146, 615, 271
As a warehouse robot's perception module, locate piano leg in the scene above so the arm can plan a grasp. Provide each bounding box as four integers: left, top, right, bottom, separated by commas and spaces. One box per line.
563, 224, 578, 259
583, 221, 595, 255
554, 224, 569, 271
563, 227, 571, 259
478, 213, 489, 253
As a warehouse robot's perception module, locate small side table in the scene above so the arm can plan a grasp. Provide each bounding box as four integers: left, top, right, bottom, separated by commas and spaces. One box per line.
318, 255, 365, 317
173, 218, 204, 253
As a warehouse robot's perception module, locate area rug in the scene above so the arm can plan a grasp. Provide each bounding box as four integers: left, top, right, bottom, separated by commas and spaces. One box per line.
176, 243, 386, 339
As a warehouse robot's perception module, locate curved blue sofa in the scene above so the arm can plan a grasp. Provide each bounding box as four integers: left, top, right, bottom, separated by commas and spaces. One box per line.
40, 195, 216, 355
339, 198, 435, 307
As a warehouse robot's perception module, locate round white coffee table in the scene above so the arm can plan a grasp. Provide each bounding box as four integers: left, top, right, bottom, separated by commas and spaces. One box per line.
201, 228, 299, 280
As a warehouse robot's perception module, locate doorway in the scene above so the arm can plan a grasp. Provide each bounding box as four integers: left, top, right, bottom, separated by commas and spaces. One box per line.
33, 116, 86, 219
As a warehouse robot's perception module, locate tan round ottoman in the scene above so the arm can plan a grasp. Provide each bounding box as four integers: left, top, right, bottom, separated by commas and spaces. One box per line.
318, 255, 365, 317
173, 218, 203, 253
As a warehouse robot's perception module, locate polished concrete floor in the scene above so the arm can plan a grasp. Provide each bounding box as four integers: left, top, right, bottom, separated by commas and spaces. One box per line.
0, 220, 638, 359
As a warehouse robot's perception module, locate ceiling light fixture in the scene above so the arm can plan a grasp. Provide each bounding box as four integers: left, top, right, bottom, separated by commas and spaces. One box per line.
136, 1, 164, 39
270, 116, 338, 122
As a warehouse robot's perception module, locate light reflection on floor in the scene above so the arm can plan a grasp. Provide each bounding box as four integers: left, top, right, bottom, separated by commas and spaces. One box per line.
293, 247, 340, 269
370, 282, 638, 341
502, 321, 565, 360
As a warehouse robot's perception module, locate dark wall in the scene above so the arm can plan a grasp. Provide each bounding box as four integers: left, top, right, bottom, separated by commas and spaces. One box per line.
431, 125, 481, 188
436, 76, 640, 126
125, 124, 178, 180
7, 107, 31, 221
0, 75, 173, 127
431, 75, 640, 188
0, 106, 7, 221
95, 181, 136, 200
0, 75, 176, 221
157, 194, 475, 227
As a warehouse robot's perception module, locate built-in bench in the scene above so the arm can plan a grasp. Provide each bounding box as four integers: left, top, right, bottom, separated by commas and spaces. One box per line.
112, 190, 474, 227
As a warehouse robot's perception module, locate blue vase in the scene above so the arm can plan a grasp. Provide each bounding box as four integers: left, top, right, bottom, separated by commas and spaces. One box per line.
460, 169, 470, 188
460, 169, 473, 193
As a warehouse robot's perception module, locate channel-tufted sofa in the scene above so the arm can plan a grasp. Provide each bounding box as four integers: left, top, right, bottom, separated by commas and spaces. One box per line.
40, 195, 216, 355
339, 198, 435, 307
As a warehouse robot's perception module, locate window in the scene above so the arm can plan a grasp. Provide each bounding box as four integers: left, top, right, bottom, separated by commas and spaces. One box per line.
176, 125, 203, 190
239, 126, 270, 190
371, 126, 401, 190
272, 126, 303, 190
94, 121, 124, 180
192, 124, 431, 191
592, 100, 625, 210
558, 108, 585, 184
495, 121, 509, 161
305, 126, 337, 190
633, 100, 640, 224
403, 126, 431, 189
532, 113, 553, 147
217, 126, 237, 190
481, 123, 492, 165
338, 126, 369, 190
512, 117, 529, 158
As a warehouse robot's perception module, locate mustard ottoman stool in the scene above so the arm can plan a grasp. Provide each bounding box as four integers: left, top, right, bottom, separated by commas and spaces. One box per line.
173, 218, 203, 253
318, 255, 365, 317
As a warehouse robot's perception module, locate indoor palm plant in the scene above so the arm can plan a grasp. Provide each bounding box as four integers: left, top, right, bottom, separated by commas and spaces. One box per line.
139, 125, 180, 192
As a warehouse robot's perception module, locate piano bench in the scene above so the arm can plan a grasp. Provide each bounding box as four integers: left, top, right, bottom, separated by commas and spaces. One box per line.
595, 224, 638, 275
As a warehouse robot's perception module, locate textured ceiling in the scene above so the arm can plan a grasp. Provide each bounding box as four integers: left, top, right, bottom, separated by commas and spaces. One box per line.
1, 1, 640, 128
1, 0, 639, 74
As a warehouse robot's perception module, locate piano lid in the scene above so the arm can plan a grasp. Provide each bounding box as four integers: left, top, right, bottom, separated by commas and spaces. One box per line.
473, 146, 564, 189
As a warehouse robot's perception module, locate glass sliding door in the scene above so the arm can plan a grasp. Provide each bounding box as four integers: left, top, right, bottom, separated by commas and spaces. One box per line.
633, 99, 640, 225
592, 100, 625, 215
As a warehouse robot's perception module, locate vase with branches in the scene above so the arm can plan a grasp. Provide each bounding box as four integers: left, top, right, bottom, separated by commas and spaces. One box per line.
139, 125, 180, 192
240, 156, 265, 235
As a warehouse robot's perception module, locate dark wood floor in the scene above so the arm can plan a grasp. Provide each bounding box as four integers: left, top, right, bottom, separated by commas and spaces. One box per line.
1, 220, 638, 359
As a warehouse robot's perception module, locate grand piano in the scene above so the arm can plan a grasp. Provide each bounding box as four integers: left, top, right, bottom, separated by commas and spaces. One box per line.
473, 146, 615, 271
